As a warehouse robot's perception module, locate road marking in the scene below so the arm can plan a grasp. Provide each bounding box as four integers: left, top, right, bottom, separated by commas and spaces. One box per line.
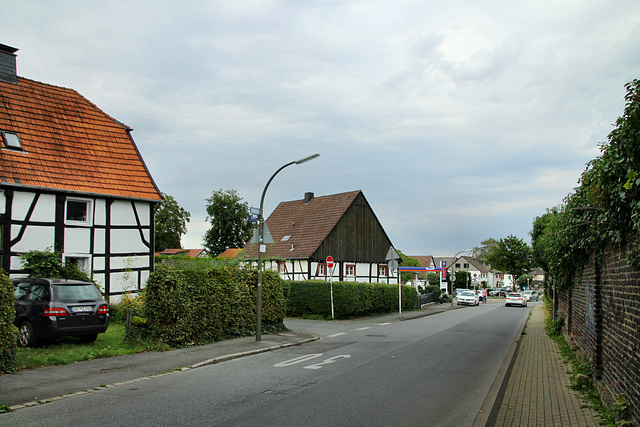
304, 355, 351, 370
274, 354, 323, 368
378, 323, 391, 326
356, 327, 371, 330
327, 332, 347, 338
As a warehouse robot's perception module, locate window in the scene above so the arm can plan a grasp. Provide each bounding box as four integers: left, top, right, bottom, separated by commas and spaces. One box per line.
379, 265, 388, 276
464, 263, 469, 268
455, 263, 461, 268
1, 131, 22, 150
66, 198, 93, 225
278, 262, 286, 274
345, 264, 355, 276
317, 263, 326, 276
63, 254, 91, 273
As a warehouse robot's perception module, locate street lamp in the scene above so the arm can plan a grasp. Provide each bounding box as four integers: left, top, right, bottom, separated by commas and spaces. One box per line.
256, 153, 320, 341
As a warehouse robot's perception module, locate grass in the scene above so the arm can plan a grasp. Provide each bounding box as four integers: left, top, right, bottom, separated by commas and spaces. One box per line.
14, 321, 168, 371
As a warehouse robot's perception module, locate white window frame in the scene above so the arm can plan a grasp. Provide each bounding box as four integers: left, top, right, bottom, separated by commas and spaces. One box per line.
345, 264, 355, 276
63, 253, 92, 273
378, 264, 388, 277
65, 197, 93, 226
317, 263, 326, 276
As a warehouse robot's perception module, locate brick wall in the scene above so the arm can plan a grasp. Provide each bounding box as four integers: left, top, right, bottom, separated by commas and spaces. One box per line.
559, 247, 640, 424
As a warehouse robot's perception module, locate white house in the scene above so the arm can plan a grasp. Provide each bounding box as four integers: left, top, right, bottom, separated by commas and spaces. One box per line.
0, 43, 162, 301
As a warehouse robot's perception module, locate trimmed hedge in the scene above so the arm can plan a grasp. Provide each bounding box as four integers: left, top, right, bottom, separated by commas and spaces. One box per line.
286, 280, 417, 319
0, 270, 17, 374
143, 265, 285, 348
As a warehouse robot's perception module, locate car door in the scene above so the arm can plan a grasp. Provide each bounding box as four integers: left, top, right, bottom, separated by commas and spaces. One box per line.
14, 279, 51, 334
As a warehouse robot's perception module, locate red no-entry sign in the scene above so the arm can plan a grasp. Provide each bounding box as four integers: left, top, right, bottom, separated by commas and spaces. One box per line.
326, 256, 334, 269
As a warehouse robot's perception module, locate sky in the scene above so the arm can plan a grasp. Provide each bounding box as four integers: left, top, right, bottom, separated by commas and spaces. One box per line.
2, 0, 639, 256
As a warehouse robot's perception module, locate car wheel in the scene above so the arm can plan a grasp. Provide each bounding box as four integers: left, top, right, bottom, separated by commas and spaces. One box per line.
78, 334, 98, 343
505, 304, 509, 307
18, 322, 38, 347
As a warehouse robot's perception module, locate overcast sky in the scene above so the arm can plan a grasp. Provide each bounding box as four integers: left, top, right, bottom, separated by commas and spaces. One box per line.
2, 0, 639, 256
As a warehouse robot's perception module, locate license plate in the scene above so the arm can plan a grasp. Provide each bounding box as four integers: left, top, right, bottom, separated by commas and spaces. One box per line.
71, 306, 93, 313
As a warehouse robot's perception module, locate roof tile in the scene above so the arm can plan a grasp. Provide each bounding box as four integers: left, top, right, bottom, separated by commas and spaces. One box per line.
0, 77, 161, 201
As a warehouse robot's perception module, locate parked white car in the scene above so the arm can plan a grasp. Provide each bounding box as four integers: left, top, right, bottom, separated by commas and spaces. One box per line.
522, 290, 539, 301
457, 290, 479, 306
505, 292, 527, 307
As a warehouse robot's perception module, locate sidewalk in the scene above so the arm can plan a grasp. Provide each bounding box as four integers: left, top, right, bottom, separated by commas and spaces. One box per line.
485, 304, 601, 426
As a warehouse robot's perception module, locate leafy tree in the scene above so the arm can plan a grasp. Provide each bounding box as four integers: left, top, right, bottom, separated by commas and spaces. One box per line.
531, 79, 640, 290
154, 193, 191, 252
398, 251, 421, 283
485, 235, 533, 287
475, 238, 499, 265
203, 189, 255, 257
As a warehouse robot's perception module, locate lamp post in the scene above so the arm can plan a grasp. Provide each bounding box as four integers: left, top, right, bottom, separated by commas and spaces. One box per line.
256, 153, 319, 341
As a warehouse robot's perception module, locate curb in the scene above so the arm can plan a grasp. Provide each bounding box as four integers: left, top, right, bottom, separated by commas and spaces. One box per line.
3, 336, 320, 414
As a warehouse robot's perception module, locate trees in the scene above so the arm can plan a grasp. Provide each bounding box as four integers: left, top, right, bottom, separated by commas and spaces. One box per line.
154, 193, 191, 252
203, 189, 255, 257
485, 235, 533, 287
531, 79, 640, 290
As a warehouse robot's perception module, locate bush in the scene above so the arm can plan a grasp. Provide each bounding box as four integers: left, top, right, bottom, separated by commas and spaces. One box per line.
0, 270, 18, 374
142, 265, 285, 348
286, 281, 417, 319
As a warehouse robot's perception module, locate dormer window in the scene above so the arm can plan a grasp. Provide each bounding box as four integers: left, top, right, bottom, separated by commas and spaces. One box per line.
1, 131, 22, 150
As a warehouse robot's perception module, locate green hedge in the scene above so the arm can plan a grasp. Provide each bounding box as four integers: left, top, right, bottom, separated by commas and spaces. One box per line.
0, 270, 17, 374
143, 265, 285, 348
286, 281, 417, 319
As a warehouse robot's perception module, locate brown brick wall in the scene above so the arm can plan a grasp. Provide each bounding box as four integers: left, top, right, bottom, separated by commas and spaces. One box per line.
559, 247, 640, 424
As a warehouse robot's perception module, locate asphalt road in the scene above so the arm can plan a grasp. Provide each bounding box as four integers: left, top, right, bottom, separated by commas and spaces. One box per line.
1, 300, 533, 427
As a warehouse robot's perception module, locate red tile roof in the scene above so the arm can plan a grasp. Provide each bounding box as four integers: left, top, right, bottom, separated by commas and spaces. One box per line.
0, 77, 161, 201
243, 190, 361, 259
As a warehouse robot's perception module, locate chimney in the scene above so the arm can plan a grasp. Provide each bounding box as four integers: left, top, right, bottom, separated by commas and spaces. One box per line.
304, 192, 314, 204
0, 43, 18, 84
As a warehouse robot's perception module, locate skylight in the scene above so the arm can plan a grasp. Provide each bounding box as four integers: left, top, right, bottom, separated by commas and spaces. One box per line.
1, 131, 22, 149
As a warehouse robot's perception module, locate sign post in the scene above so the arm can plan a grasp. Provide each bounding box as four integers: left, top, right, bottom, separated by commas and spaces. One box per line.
326, 256, 335, 319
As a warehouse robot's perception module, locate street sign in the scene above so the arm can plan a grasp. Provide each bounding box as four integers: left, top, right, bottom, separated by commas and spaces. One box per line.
388, 259, 399, 273
326, 256, 334, 269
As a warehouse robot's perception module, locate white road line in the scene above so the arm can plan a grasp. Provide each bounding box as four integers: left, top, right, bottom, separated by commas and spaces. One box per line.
378, 323, 391, 326
356, 327, 371, 330
327, 332, 347, 338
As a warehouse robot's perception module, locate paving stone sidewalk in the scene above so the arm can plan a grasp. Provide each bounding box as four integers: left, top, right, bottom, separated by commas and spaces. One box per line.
493, 304, 601, 426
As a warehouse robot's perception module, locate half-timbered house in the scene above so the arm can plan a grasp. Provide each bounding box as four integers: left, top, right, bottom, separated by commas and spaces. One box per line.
243, 190, 399, 283
0, 44, 162, 301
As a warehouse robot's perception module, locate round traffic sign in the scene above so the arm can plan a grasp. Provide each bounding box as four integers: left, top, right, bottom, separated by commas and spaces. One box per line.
326, 256, 334, 269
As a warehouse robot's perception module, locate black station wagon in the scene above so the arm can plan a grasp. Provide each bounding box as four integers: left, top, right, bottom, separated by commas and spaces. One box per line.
13, 278, 109, 347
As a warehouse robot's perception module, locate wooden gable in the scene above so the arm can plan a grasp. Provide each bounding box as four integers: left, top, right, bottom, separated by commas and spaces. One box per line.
312, 191, 393, 263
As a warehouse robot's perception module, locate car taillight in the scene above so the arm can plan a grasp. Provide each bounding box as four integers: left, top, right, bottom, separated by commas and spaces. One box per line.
97, 305, 109, 315
44, 307, 67, 317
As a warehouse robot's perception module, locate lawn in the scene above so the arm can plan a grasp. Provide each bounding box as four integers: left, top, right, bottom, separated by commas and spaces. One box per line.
14, 321, 167, 371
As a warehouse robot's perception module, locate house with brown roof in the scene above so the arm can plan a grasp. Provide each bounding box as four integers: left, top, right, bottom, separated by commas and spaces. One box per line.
0, 44, 162, 301
243, 190, 399, 283
156, 248, 208, 258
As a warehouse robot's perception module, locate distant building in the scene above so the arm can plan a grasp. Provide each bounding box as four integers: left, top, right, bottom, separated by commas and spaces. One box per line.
243, 190, 399, 283
156, 248, 208, 258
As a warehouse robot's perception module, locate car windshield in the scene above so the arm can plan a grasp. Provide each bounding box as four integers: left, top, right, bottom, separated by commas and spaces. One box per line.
52, 284, 101, 301
461, 291, 475, 296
